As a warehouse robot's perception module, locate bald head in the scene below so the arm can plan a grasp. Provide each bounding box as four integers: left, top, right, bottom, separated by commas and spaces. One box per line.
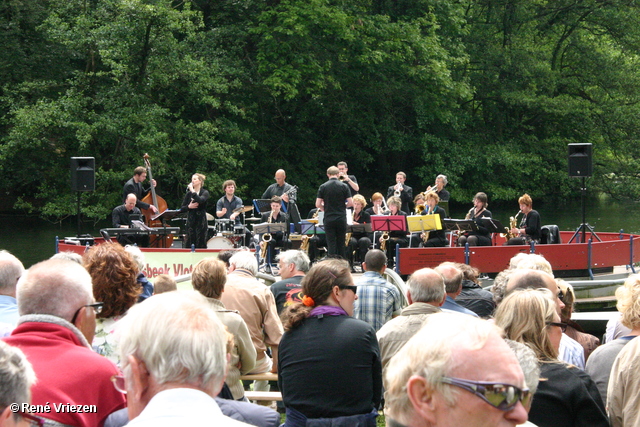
435, 262, 463, 295
407, 268, 446, 305
506, 269, 564, 312
275, 170, 286, 185
125, 193, 137, 211
0, 250, 24, 296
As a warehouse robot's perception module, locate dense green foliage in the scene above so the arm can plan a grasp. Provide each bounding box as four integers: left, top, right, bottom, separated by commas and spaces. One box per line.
2, 0, 639, 220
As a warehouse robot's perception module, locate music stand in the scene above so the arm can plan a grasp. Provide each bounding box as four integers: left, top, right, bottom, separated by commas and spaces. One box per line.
253, 222, 287, 235
152, 209, 182, 225
301, 221, 325, 235
253, 199, 273, 215
407, 215, 442, 233
477, 218, 505, 234
443, 219, 476, 233
347, 223, 372, 234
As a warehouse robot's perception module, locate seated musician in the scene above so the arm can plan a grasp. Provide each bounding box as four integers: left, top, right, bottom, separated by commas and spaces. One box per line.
111, 193, 149, 247
347, 195, 372, 269
420, 192, 448, 248
379, 196, 408, 268
409, 193, 426, 248
365, 192, 386, 216
457, 192, 492, 247
259, 196, 291, 267
506, 193, 542, 245
426, 174, 450, 202
215, 180, 242, 223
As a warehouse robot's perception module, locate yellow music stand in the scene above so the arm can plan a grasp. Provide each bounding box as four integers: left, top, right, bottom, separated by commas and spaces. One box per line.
407, 214, 442, 233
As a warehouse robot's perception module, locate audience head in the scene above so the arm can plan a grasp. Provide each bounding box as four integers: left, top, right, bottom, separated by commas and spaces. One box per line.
229, 251, 258, 276
510, 253, 552, 275
153, 274, 177, 294
217, 251, 235, 268
282, 259, 354, 330
50, 251, 84, 265
455, 263, 480, 284
435, 262, 463, 295
84, 244, 139, 319
491, 269, 513, 305
124, 245, 145, 272
118, 292, 228, 420
385, 313, 528, 426
616, 274, 640, 330
556, 279, 575, 321
407, 268, 445, 306
505, 269, 564, 312
17, 259, 97, 341
277, 250, 310, 280
363, 249, 386, 273
495, 289, 561, 361
191, 258, 227, 300
0, 251, 24, 297
0, 341, 37, 426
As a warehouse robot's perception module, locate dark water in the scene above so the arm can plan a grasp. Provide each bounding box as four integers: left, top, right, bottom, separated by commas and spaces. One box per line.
1, 196, 639, 268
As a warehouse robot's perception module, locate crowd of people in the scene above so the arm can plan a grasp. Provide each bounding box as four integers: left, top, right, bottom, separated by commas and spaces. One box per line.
111, 162, 545, 271
4, 242, 640, 427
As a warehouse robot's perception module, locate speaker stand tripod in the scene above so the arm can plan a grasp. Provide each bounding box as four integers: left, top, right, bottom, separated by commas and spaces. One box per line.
568, 177, 601, 243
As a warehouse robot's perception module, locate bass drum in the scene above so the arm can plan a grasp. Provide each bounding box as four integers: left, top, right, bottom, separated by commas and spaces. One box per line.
206, 236, 235, 249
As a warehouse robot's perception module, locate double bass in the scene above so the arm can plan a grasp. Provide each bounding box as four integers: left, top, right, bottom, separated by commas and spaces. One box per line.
141, 154, 173, 248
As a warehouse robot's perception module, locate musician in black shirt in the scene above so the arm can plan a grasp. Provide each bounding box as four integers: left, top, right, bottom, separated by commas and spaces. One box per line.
111, 194, 149, 247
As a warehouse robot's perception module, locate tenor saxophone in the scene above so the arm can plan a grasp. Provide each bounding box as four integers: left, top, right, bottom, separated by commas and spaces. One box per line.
504, 210, 522, 240
380, 232, 390, 251
260, 213, 273, 259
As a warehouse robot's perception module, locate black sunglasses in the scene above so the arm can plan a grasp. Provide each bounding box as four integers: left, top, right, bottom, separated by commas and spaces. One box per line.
440, 376, 531, 411
70, 302, 104, 324
547, 322, 568, 333
339, 285, 358, 293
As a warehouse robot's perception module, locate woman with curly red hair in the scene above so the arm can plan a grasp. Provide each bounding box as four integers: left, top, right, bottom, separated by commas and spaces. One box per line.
83, 243, 139, 362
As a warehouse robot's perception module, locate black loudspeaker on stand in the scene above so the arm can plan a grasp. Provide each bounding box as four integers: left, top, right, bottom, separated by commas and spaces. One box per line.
567, 144, 600, 243
70, 157, 95, 237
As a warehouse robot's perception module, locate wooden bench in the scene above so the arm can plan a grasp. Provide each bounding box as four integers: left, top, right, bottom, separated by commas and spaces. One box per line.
240, 373, 278, 382
240, 373, 282, 401
244, 391, 283, 401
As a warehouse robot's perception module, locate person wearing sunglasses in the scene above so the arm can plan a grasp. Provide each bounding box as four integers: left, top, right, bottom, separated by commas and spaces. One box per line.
384, 312, 528, 427
495, 289, 608, 427
2, 259, 126, 427
278, 259, 381, 427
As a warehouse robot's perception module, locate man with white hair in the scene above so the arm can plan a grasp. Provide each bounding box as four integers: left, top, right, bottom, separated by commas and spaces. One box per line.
376, 268, 444, 383
271, 250, 310, 315
0, 250, 24, 328
0, 340, 40, 427
3, 259, 126, 427
117, 291, 251, 426
220, 251, 283, 392
384, 313, 529, 427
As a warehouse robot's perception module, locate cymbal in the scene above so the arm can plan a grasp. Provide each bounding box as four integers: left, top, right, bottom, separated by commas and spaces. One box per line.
206, 213, 215, 221
233, 206, 254, 213
245, 217, 261, 222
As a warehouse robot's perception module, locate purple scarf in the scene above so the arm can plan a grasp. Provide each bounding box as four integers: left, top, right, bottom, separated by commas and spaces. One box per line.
309, 305, 348, 318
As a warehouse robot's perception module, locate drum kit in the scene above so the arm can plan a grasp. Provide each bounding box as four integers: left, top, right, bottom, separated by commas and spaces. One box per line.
206, 205, 256, 249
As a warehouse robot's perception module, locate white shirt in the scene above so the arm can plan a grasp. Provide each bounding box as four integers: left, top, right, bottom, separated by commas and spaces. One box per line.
125, 388, 251, 426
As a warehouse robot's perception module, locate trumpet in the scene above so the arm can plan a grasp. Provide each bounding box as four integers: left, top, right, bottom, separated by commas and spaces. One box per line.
260, 213, 273, 260
424, 182, 438, 194
394, 184, 403, 197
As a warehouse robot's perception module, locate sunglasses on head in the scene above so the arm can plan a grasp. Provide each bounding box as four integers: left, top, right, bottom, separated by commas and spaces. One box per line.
440, 376, 531, 411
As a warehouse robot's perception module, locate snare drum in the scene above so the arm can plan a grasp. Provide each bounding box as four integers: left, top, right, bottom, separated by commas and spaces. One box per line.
215, 219, 234, 236
206, 236, 235, 249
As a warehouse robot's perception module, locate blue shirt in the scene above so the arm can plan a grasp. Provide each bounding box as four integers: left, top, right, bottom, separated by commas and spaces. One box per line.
354, 271, 403, 332
0, 295, 18, 326
441, 296, 479, 318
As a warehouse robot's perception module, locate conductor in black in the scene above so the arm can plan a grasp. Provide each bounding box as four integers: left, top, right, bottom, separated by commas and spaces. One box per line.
316, 166, 354, 259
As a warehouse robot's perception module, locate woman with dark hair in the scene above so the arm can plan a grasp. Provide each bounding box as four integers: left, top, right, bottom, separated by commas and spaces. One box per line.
494, 289, 608, 427
457, 192, 492, 247
278, 259, 381, 427
83, 243, 139, 363
181, 173, 210, 248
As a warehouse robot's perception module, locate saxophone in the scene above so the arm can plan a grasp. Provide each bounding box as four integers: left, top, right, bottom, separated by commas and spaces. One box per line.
260, 213, 273, 260
345, 209, 356, 246
422, 206, 432, 244
415, 204, 426, 215
301, 235, 310, 254
380, 232, 389, 251
504, 210, 522, 240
